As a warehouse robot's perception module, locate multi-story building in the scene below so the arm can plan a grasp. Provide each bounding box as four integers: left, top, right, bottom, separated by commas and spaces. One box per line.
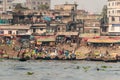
55, 3, 77, 11
0, 0, 13, 13
25, 0, 51, 10
108, 0, 120, 35
77, 13, 101, 35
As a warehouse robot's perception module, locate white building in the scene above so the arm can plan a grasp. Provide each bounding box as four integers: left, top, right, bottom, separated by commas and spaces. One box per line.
108, 0, 120, 35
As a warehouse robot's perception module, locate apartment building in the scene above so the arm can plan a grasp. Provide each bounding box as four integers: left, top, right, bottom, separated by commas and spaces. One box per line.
108, 0, 120, 35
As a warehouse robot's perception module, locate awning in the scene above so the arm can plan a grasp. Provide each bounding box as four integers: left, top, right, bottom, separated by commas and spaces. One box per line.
87, 38, 120, 43
57, 32, 79, 36
36, 36, 55, 42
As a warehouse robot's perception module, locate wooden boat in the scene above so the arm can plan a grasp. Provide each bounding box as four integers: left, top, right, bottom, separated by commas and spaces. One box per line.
103, 58, 117, 63
104, 59, 117, 62
85, 56, 103, 61
19, 58, 27, 61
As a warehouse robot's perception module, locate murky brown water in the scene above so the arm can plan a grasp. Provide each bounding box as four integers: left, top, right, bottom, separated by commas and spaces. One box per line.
0, 60, 120, 80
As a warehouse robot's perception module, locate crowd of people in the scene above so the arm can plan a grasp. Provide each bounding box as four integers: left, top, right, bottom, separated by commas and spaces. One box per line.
0, 36, 76, 60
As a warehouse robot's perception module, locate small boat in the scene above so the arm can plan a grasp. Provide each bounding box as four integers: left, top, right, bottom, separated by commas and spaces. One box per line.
103, 58, 117, 63
85, 57, 103, 61
103, 59, 117, 63
19, 58, 27, 62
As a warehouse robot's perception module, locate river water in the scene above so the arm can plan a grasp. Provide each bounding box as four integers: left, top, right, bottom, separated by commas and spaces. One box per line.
0, 60, 120, 80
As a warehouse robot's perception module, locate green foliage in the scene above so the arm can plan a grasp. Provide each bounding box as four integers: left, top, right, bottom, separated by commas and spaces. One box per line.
14, 4, 29, 11
101, 65, 107, 68
39, 4, 49, 10
100, 5, 108, 25
27, 72, 34, 75
82, 66, 91, 72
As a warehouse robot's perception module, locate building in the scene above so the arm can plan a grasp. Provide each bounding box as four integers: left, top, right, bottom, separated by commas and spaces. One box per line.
55, 3, 77, 11
77, 13, 101, 36
0, 25, 31, 35
0, 0, 13, 13
25, 0, 51, 10
108, 0, 120, 35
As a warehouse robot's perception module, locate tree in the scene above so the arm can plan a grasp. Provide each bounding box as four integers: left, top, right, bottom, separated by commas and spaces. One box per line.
101, 5, 108, 25
38, 4, 49, 10
100, 5, 108, 33
14, 3, 28, 11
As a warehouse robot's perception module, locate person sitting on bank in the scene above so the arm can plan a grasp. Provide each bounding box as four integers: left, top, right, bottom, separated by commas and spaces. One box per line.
70, 50, 76, 60
0, 49, 4, 58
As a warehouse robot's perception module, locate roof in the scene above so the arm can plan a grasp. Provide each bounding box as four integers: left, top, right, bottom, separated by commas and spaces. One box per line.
0, 25, 30, 30
57, 32, 79, 36
36, 36, 55, 42
31, 23, 58, 27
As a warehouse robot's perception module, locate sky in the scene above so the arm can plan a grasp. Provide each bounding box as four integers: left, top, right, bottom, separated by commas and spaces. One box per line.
51, 0, 107, 13
1, 0, 107, 13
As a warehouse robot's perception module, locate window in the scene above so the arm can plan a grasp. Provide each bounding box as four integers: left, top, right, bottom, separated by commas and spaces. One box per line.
58, 28, 60, 31
32, 1, 36, 5
40, 28, 43, 31
117, 10, 120, 13
112, 2, 114, 6
33, 7, 36, 10
117, 2, 120, 5
112, 17, 115, 21
8, 31, 12, 34
109, 3, 110, 6
111, 27, 114, 31
45, 2, 48, 5
112, 10, 114, 14
16, 31, 18, 34
41, 2, 43, 5
38, 2, 40, 4
0, 31, 4, 34
33, 29, 36, 33
9, 6, 11, 9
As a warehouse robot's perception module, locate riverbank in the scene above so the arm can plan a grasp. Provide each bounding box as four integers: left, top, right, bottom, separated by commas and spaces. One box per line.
0, 44, 120, 62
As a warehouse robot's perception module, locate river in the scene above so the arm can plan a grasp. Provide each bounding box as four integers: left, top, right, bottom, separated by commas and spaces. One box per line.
0, 60, 120, 80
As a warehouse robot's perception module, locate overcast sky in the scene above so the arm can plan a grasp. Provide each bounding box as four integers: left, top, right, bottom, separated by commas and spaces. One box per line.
51, 0, 107, 13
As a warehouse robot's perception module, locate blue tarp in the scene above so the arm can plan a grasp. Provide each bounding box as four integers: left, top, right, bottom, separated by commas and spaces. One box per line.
43, 16, 51, 21
112, 24, 120, 27
0, 19, 9, 24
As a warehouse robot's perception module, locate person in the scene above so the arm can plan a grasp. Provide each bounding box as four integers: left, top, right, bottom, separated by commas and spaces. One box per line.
0, 49, 4, 58
64, 50, 69, 59
70, 50, 76, 60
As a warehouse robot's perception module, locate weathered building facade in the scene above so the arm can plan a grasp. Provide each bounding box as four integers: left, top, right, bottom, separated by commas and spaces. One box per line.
108, 0, 120, 35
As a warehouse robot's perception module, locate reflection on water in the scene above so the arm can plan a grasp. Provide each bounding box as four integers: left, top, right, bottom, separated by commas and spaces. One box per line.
0, 60, 120, 80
